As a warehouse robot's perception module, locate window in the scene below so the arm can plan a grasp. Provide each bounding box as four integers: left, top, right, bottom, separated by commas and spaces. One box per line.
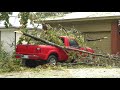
69, 39, 79, 47
60, 38, 64, 43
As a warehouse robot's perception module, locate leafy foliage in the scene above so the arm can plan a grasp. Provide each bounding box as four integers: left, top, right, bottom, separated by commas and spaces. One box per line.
0, 12, 12, 28
18, 12, 71, 44
0, 12, 70, 28
18, 24, 85, 45
0, 43, 22, 73
18, 24, 86, 62
18, 12, 30, 29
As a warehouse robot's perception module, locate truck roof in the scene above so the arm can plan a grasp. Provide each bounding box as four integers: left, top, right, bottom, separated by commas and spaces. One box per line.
59, 36, 74, 39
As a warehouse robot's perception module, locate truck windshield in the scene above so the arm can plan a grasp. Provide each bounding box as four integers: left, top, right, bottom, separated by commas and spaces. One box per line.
69, 39, 79, 47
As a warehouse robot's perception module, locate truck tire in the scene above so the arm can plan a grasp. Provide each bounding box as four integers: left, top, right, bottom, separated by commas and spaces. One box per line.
47, 55, 57, 65
22, 59, 39, 68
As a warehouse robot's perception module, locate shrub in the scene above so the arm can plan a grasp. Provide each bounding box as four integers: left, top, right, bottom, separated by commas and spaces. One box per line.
0, 44, 22, 73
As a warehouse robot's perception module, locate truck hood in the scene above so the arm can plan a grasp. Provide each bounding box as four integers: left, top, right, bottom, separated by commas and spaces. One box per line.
79, 47, 95, 53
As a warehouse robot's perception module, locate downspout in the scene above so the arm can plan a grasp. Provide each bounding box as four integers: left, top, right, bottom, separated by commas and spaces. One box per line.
14, 31, 16, 51
0, 31, 1, 52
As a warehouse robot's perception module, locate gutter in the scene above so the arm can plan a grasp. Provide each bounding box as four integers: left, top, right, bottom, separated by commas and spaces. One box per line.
44, 16, 120, 23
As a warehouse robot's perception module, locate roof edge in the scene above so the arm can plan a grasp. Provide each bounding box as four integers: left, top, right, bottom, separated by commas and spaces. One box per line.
44, 16, 120, 23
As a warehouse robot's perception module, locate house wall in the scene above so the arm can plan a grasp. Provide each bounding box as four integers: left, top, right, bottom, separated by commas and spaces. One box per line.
84, 31, 111, 53
0, 29, 38, 54
76, 20, 111, 53
0, 29, 22, 54
0, 28, 42, 54
47, 20, 112, 53
48, 20, 111, 31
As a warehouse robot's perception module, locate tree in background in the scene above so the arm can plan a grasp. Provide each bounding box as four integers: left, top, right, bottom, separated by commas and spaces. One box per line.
0, 12, 12, 28
0, 12, 73, 45
17, 12, 75, 44
0, 12, 70, 28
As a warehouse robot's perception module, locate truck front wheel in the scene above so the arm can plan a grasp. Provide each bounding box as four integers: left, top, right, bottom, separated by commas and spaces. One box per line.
47, 55, 57, 65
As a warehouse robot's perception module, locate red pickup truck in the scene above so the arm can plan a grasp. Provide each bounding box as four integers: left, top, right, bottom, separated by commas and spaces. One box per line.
16, 36, 95, 67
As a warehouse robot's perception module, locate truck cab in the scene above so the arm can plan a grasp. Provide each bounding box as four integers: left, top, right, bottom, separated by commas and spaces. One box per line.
60, 36, 80, 48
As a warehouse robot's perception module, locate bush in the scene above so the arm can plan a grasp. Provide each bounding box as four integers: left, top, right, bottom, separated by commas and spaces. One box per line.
0, 44, 22, 73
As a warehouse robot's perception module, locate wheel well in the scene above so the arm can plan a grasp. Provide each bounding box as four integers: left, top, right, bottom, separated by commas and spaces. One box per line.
49, 53, 59, 60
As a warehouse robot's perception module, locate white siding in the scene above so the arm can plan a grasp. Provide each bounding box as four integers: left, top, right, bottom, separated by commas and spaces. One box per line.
1, 29, 22, 54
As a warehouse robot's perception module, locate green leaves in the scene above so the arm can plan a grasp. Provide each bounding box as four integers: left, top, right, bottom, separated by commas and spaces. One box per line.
19, 12, 30, 28
17, 12, 71, 44
0, 12, 12, 28
0, 12, 71, 28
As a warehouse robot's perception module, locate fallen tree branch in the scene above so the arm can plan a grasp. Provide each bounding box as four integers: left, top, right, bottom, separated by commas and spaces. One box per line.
15, 31, 120, 61
86, 37, 108, 41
